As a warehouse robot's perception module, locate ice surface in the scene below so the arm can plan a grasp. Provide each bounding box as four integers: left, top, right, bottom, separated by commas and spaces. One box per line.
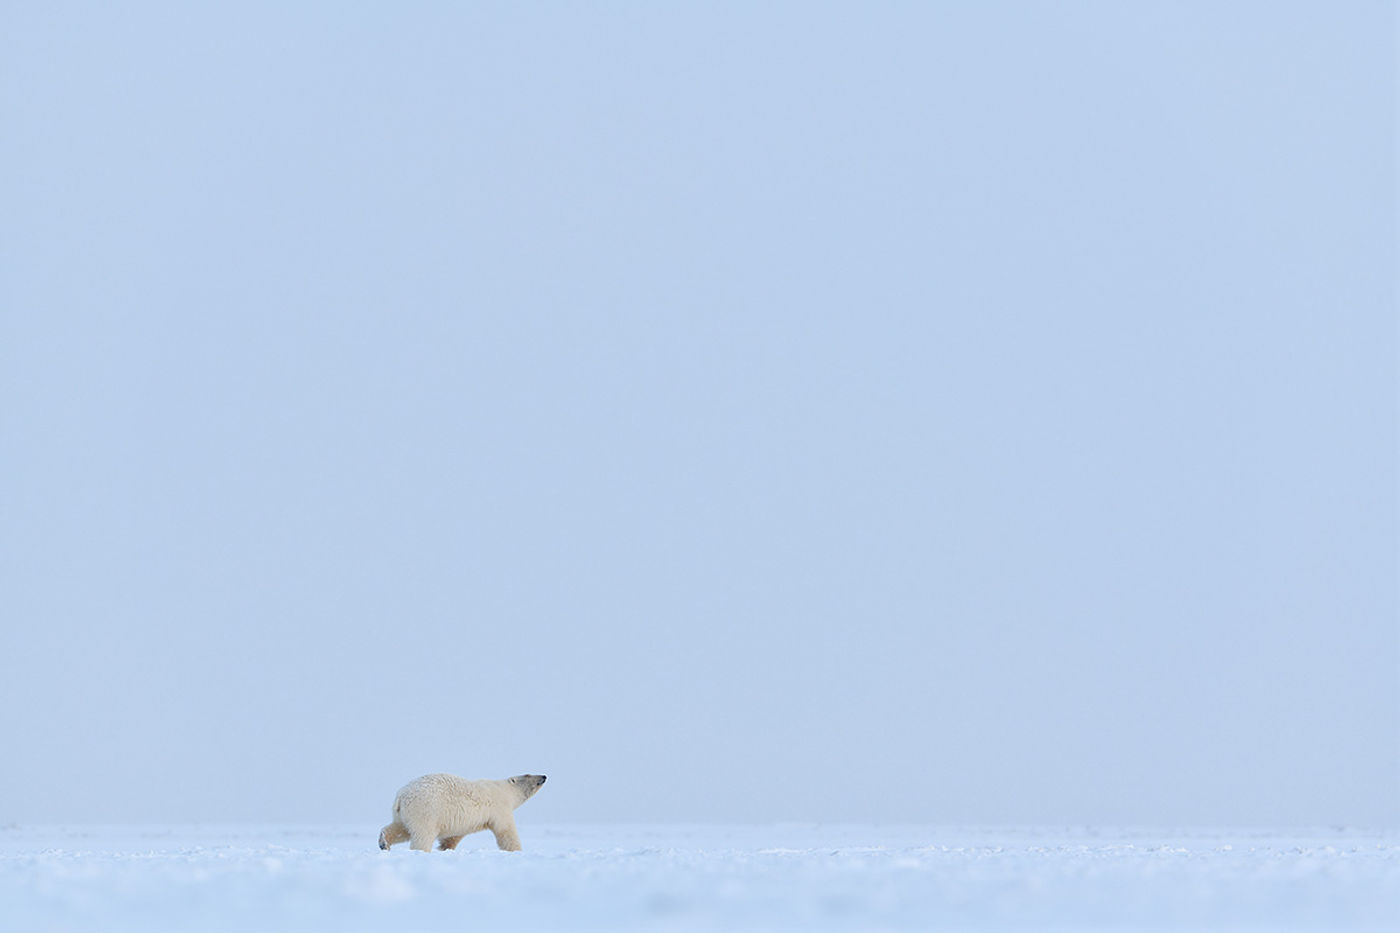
2, 824, 1396, 931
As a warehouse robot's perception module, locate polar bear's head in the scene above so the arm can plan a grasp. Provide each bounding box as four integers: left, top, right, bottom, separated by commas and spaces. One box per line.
508, 774, 547, 805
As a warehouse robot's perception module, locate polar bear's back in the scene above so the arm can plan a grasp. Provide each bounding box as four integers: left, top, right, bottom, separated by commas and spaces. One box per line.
394, 773, 481, 809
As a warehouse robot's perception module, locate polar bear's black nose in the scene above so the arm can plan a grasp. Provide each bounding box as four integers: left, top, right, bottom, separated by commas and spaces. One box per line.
538, 775, 547, 783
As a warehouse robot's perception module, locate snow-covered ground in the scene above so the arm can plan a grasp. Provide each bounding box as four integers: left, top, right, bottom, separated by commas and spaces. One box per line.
2, 824, 1395, 931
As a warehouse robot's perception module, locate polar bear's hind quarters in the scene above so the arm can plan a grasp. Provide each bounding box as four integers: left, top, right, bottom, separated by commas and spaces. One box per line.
378, 773, 547, 853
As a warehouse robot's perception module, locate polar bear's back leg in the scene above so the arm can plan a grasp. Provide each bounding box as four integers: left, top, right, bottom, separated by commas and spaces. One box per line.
438, 835, 464, 850
389, 793, 441, 852
401, 811, 440, 852
378, 822, 409, 850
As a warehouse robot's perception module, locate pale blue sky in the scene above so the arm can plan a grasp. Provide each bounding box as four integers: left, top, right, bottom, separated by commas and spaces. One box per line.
2, 2, 1396, 827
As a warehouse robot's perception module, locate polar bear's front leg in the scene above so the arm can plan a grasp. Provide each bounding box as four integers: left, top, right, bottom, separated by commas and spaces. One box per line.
409, 830, 437, 852
490, 816, 522, 851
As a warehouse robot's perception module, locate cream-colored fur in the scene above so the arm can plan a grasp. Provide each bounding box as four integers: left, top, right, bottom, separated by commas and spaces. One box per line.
378, 773, 546, 853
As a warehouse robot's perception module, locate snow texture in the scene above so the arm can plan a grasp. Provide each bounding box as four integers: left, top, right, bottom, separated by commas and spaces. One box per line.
2, 824, 1396, 931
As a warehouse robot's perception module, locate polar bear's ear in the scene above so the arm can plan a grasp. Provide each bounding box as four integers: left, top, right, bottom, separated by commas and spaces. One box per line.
508, 776, 519, 785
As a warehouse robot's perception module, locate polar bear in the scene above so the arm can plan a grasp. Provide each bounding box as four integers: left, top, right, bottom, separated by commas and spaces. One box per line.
378, 773, 547, 852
